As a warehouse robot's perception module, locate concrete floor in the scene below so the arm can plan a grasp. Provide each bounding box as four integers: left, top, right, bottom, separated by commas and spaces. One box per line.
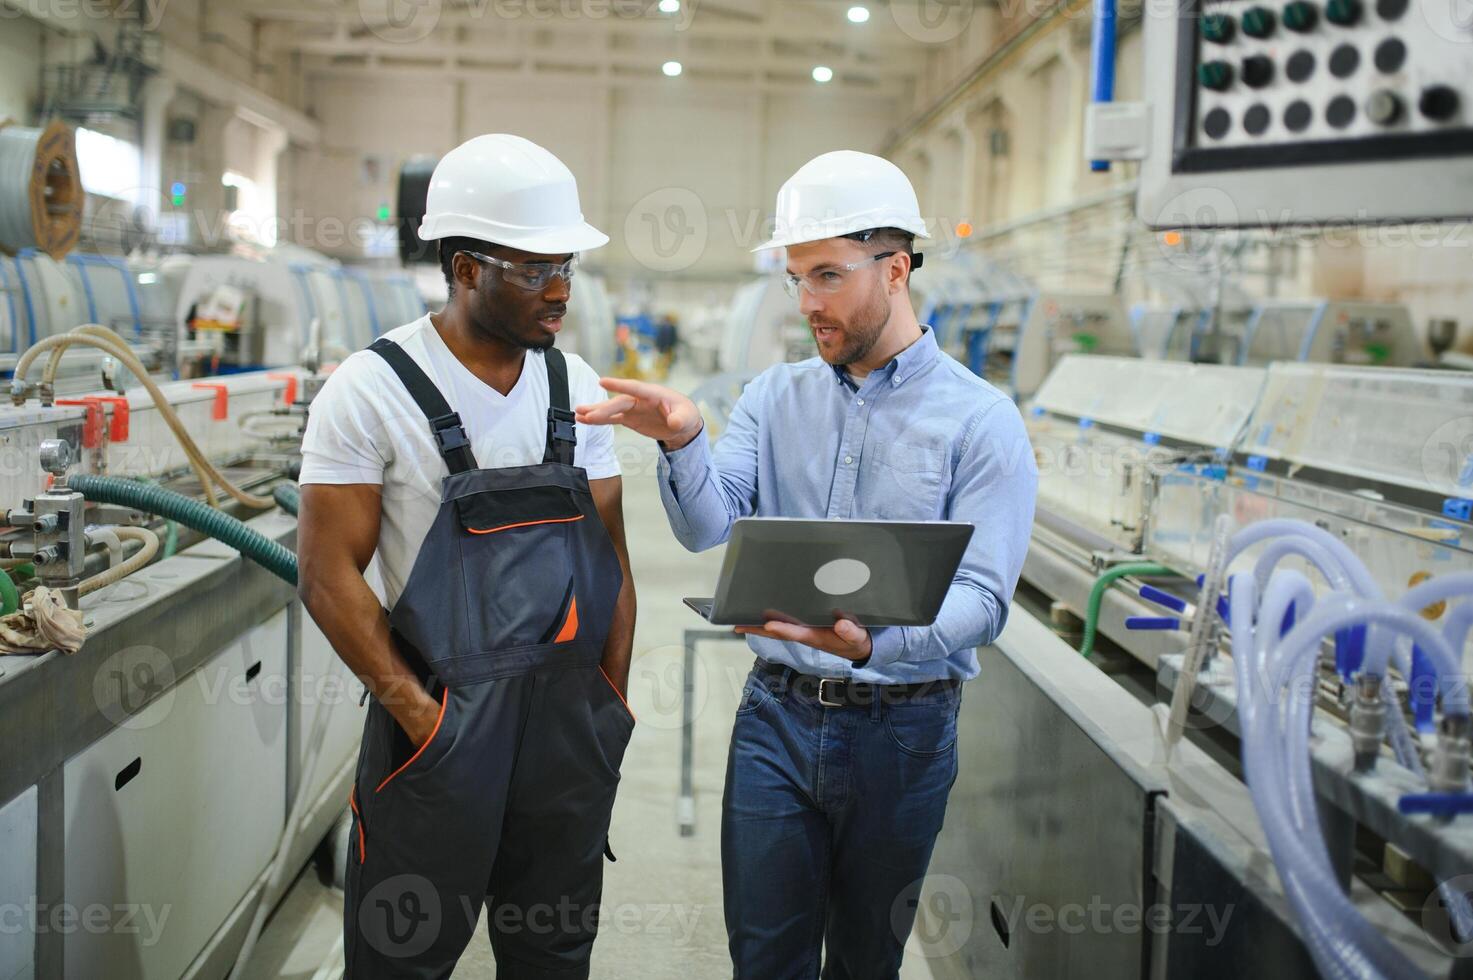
243, 399, 940, 980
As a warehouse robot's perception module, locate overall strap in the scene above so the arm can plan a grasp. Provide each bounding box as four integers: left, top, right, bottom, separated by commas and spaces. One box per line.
542, 346, 577, 467
369, 337, 478, 474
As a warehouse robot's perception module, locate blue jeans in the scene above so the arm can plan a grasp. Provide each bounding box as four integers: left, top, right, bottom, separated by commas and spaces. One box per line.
721, 662, 962, 980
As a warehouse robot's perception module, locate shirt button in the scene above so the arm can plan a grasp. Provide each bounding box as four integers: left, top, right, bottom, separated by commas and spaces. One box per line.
857, 398, 865, 406
844, 455, 854, 465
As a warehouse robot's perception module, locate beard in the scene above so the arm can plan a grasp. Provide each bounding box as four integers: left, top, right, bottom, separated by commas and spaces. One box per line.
470, 294, 557, 351
810, 280, 891, 366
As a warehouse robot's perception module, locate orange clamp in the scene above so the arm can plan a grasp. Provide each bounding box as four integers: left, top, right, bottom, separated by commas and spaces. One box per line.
267, 372, 299, 406
191, 383, 230, 420
95, 396, 129, 442
55, 398, 104, 448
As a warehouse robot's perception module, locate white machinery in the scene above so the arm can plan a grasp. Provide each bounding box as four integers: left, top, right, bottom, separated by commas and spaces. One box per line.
561, 272, 617, 374
923, 353, 1473, 978
173, 247, 426, 371
718, 277, 805, 374
0, 329, 360, 980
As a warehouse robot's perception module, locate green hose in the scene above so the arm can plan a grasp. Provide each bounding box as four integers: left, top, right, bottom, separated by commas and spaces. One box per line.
138, 478, 180, 558
0, 564, 18, 616
272, 482, 300, 517
8, 563, 34, 582
1080, 562, 1178, 659
68, 475, 298, 586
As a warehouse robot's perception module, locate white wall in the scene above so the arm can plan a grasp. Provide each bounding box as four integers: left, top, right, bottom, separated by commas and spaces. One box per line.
0, 13, 48, 124
293, 71, 905, 281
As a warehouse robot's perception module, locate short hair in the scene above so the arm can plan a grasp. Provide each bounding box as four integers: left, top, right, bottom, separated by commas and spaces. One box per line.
438, 235, 499, 294
842, 226, 924, 278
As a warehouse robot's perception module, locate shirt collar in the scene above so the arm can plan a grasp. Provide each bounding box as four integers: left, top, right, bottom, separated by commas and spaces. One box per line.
829, 325, 940, 390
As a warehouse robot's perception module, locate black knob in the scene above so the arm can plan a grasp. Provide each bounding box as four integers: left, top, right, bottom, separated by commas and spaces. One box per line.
1419, 85, 1460, 121
1366, 89, 1403, 126
1325, 0, 1362, 25
1241, 55, 1275, 88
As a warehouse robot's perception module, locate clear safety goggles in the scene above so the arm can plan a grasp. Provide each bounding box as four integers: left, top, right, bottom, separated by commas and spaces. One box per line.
781, 251, 896, 298
461, 250, 578, 292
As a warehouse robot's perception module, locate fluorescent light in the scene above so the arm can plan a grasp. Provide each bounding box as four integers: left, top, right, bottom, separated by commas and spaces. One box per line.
812, 65, 834, 83
136, 273, 157, 285
662, 60, 683, 77
658, 0, 680, 11
847, 5, 870, 22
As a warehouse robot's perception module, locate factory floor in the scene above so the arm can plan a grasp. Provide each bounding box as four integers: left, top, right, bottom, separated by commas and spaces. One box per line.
242, 388, 942, 980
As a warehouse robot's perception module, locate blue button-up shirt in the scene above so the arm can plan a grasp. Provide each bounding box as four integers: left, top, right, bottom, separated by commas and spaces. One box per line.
657, 326, 1038, 684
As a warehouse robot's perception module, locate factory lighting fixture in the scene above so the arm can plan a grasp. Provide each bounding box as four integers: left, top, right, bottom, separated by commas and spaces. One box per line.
812, 65, 834, 83
662, 60, 683, 77
659, 0, 680, 12
847, 5, 870, 23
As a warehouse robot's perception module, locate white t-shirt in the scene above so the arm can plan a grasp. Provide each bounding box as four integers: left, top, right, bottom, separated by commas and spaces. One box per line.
299, 315, 619, 608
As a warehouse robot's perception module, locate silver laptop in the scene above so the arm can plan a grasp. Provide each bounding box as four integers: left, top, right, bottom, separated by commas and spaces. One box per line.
683, 518, 975, 628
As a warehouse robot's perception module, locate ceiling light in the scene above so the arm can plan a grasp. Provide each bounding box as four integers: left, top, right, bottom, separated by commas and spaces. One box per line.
662, 60, 683, 77
659, 0, 680, 12
847, 5, 870, 23
812, 65, 834, 83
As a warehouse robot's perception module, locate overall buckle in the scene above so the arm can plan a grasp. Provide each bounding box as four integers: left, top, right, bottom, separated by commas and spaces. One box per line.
431, 412, 470, 454
547, 407, 577, 445
817, 678, 845, 708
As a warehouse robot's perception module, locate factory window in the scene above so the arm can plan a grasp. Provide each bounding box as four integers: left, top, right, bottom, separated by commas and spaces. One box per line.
74, 127, 141, 202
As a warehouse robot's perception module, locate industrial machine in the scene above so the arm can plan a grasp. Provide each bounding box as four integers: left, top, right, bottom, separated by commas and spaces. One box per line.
1086, 0, 1473, 226
916, 354, 1473, 978
0, 324, 358, 980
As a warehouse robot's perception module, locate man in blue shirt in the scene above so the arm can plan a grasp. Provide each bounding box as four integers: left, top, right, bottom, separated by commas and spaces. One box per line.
577, 151, 1037, 978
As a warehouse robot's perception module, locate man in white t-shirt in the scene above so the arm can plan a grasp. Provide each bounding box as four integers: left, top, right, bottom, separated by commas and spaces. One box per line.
296, 135, 636, 979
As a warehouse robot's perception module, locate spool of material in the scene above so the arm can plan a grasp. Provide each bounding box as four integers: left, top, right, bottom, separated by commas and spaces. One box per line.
0, 119, 82, 260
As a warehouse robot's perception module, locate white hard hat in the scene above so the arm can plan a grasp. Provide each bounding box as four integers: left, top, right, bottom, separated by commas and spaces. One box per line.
752, 150, 930, 253
418, 134, 608, 253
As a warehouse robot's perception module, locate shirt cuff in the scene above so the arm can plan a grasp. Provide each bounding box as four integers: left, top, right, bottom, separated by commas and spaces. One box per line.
658, 429, 711, 490
864, 626, 906, 671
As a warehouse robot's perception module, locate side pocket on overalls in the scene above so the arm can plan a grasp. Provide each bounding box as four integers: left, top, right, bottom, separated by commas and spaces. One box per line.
374, 685, 456, 794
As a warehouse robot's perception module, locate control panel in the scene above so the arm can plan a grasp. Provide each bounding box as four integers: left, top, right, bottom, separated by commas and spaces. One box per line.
1115, 0, 1473, 227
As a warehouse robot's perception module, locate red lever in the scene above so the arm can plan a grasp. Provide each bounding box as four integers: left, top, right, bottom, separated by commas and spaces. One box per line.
191, 383, 230, 420
267, 372, 299, 406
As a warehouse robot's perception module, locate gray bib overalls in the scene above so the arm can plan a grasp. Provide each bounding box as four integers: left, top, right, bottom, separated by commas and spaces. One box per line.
343, 338, 634, 978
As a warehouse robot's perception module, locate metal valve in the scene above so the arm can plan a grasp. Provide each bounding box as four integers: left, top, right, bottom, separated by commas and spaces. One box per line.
38, 438, 72, 477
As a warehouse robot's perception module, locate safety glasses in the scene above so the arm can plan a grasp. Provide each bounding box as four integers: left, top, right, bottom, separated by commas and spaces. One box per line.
460, 250, 578, 292
781, 251, 896, 298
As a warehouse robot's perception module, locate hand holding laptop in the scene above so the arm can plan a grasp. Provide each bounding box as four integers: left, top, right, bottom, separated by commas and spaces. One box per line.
734, 617, 873, 661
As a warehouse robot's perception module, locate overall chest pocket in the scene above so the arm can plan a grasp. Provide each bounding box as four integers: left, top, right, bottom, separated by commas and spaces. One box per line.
871, 442, 949, 520
454, 484, 586, 650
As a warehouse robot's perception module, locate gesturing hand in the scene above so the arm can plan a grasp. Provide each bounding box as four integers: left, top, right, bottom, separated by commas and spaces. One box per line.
575, 378, 705, 450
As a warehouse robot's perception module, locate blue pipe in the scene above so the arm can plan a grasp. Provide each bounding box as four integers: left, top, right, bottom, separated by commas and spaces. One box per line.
1088, 0, 1117, 172
12, 257, 37, 347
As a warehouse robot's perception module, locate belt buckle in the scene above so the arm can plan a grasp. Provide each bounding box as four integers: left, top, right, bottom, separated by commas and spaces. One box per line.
817, 678, 844, 708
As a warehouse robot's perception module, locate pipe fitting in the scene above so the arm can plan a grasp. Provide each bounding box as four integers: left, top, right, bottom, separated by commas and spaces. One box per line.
1349, 673, 1386, 772
1430, 715, 1472, 803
